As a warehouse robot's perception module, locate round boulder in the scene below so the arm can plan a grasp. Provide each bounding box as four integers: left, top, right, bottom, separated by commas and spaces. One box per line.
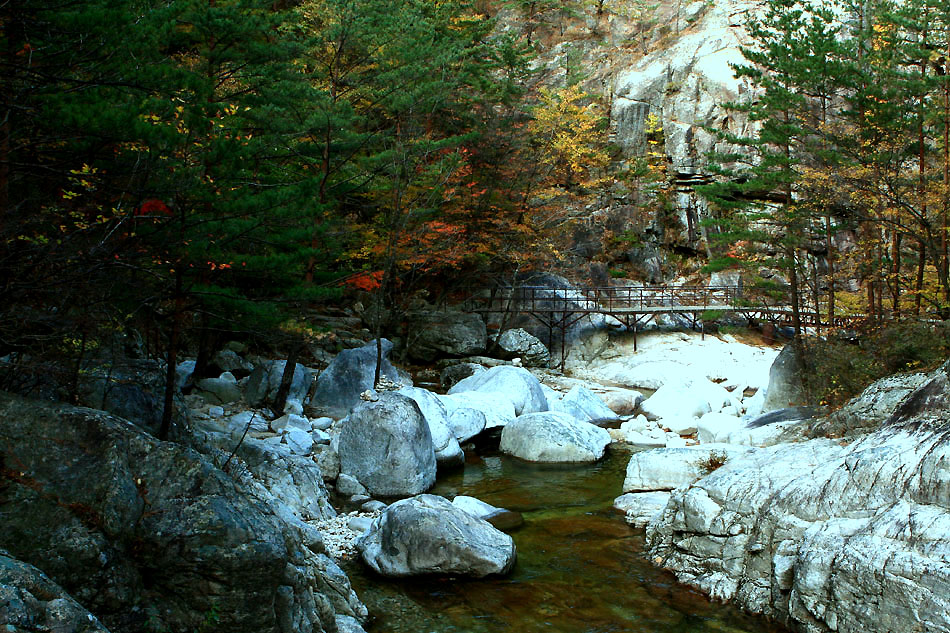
494, 328, 550, 367
337, 393, 436, 497
448, 365, 548, 416
358, 494, 516, 578
500, 411, 610, 463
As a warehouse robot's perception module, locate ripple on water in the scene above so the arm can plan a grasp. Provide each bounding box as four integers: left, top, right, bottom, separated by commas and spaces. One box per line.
347, 447, 789, 633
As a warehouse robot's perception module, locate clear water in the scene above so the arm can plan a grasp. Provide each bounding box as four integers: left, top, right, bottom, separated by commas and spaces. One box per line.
345, 446, 789, 633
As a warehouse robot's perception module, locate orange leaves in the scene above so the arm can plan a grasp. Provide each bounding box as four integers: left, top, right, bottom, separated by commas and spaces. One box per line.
346, 270, 384, 291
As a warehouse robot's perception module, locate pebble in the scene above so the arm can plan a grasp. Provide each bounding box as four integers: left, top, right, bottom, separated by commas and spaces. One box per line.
310, 510, 381, 561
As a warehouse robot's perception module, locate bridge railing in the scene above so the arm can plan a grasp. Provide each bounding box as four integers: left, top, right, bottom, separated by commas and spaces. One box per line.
466, 285, 746, 313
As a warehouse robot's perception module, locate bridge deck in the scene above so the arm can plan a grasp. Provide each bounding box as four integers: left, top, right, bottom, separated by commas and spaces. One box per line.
465, 285, 865, 366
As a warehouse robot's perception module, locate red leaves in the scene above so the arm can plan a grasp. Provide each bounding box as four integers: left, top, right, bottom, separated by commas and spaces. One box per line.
346, 270, 384, 291
137, 199, 172, 219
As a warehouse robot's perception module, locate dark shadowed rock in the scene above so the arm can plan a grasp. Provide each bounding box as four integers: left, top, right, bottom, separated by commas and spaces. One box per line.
405, 311, 487, 363
746, 406, 821, 428
358, 495, 516, 577
493, 329, 550, 367
439, 362, 486, 390
245, 359, 314, 408
806, 371, 929, 439
0, 392, 365, 633
0, 550, 110, 633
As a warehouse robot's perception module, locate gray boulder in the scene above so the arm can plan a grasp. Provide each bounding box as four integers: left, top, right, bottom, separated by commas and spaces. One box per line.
0, 550, 110, 633
0, 392, 365, 633
358, 494, 516, 577
337, 393, 436, 497
550, 385, 618, 422
448, 365, 548, 416
500, 411, 610, 463
245, 359, 315, 408
194, 374, 242, 404
405, 311, 487, 363
396, 386, 464, 468
446, 407, 488, 442
761, 343, 807, 412
493, 328, 550, 367
310, 339, 410, 419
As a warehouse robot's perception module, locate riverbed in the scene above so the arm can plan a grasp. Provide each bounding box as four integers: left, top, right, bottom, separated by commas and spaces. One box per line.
345, 445, 789, 633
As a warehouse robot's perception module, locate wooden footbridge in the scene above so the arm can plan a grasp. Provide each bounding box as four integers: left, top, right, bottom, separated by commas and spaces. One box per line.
466, 284, 865, 367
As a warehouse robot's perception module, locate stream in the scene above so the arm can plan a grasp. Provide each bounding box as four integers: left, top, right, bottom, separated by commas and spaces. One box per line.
345, 445, 789, 633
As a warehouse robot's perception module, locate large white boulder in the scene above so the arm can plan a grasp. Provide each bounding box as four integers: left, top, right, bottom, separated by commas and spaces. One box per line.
500, 411, 610, 463
639, 383, 712, 421
438, 391, 516, 430
397, 387, 463, 467
358, 494, 515, 577
696, 412, 747, 444
337, 393, 436, 497
448, 365, 548, 416
550, 385, 618, 422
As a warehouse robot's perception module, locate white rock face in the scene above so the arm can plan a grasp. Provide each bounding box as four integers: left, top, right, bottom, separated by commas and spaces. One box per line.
696, 412, 746, 444
646, 364, 950, 633
622, 444, 751, 492
448, 365, 548, 416
500, 412, 611, 463
611, 0, 757, 175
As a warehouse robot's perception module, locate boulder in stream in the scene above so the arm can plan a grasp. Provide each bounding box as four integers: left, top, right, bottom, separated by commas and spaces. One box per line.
500, 411, 610, 463
358, 494, 516, 578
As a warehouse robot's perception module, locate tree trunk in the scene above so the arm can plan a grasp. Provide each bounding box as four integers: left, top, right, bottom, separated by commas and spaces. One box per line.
272, 344, 300, 416
891, 230, 902, 318
915, 239, 926, 317
160, 268, 184, 441
788, 244, 802, 338
825, 214, 835, 325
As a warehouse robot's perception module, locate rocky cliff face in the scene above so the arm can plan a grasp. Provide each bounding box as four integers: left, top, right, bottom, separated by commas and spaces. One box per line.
645, 363, 950, 633
0, 392, 365, 633
501, 0, 760, 278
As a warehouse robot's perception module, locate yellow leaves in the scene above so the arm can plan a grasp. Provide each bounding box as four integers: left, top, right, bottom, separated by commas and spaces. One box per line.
529, 85, 610, 186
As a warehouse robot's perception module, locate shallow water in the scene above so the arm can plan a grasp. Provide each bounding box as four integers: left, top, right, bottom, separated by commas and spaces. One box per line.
347, 446, 788, 633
